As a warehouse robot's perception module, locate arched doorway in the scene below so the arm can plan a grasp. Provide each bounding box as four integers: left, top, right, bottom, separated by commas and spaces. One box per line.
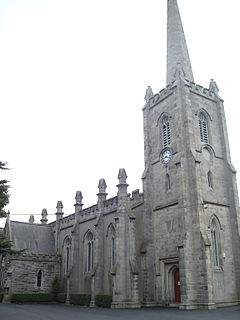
174, 268, 181, 303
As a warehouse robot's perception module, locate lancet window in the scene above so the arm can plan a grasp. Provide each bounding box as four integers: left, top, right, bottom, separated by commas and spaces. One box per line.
63, 237, 71, 274
208, 171, 213, 189
110, 225, 116, 268
198, 113, 209, 143
211, 219, 220, 267
166, 173, 171, 191
85, 231, 94, 272
162, 116, 171, 147
37, 270, 42, 287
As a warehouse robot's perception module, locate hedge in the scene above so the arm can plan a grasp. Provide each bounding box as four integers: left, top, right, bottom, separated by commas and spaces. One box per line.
95, 295, 112, 308
11, 293, 52, 303
56, 293, 66, 303
70, 294, 91, 306
0, 292, 3, 303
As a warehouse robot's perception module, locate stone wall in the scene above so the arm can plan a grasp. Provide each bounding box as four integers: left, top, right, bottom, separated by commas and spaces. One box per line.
5, 254, 58, 295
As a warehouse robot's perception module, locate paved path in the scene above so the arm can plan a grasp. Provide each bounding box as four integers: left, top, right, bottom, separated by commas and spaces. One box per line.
0, 304, 240, 320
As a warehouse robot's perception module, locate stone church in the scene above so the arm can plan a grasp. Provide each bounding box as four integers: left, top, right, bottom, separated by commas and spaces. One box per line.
1, 0, 240, 309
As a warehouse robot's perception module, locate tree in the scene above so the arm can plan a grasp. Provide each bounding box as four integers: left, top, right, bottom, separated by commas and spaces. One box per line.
0, 161, 12, 254
0, 161, 9, 218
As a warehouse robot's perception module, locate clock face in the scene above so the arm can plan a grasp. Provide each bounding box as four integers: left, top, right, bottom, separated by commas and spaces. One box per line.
162, 150, 171, 164
202, 148, 211, 161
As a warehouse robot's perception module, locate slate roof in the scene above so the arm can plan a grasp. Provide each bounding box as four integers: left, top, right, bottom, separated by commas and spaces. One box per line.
10, 221, 55, 255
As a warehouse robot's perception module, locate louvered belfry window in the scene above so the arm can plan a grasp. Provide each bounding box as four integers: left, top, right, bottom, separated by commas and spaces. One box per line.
199, 113, 209, 143
162, 116, 171, 147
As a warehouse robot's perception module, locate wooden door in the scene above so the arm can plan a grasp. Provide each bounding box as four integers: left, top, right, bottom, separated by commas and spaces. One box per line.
174, 268, 181, 303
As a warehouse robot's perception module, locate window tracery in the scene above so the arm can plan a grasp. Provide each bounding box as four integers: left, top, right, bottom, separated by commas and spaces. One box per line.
85, 231, 94, 272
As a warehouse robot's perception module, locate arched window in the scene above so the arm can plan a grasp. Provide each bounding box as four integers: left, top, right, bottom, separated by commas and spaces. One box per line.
211, 219, 220, 267
208, 171, 213, 188
166, 173, 171, 191
162, 116, 171, 147
86, 231, 94, 272
110, 225, 116, 268
37, 270, 42, 287
198, 113, 209, 143
63, 237, 71, 274
66, 247, 70, 273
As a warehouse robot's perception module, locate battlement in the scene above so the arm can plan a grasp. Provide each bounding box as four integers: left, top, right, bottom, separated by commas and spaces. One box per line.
103, 196, 118, 214
187, 80, 216, 101
50, 190, 144, 229
130, 189, 144, 208
146, 79, 218, 111
82, 204, 98, 217
148, 83, 175, 109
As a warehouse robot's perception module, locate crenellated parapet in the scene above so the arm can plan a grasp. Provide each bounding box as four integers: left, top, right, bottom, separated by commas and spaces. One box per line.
144, 78, 220, 112
81, 204, 98, 219
49, 169, 144, 231
130, 190, 144, 209
103, 196, 118, 214
188, 80, 218, 101
144, 83, 175, 110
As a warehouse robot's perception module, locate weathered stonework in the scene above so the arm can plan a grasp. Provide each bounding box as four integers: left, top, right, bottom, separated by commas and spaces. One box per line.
0, 0, 239, 309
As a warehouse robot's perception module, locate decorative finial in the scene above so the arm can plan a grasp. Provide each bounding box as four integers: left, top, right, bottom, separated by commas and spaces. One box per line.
41, 208, 48, 225
56, 201, 63, 220
97, 179, 107, 207
56, 201, 63, 213
98, 179, 107, 194
117, 169, 129, 210
209, 79, 219, 93
75, 191, 83, 204
118, 168, 128, 184
29, 215, 35, 224
144, 86, 154, 101
75, 191, 83, 214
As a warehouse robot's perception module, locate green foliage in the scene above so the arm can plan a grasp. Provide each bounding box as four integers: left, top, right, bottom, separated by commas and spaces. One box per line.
0, 161, 13, 255
0, 292, 3, 303
11, 293, 52, 303
51, 276, 60, 300
0, 161, 9, 218
56, 293, 66, 303
95, 295, 112, 308
70, 294, 91, 306
0, 232, 13, 254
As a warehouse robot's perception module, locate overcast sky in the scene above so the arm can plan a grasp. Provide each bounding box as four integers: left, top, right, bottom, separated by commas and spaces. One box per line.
1, 0, 240, 227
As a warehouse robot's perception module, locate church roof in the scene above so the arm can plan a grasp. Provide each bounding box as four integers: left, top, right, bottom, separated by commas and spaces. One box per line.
9, 221, 55, 255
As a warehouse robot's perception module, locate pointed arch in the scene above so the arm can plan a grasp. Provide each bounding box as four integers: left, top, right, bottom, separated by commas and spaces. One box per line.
107, 224, 116, 269
84, 230, 94, 272
62, 236, 71, 274
167, 265, 181, 303
210, 217, 222, 267
165, 173, 171, 191
162, 115, 171, 147
156, 112, 172, 149
207, 171, 213, 189
198, 112, 209, 143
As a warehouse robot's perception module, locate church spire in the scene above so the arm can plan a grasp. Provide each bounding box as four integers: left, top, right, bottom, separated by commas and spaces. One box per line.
167, 0, 194, 84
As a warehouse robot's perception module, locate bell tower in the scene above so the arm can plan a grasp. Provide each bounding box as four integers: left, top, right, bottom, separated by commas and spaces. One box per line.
142, 0, 240, 309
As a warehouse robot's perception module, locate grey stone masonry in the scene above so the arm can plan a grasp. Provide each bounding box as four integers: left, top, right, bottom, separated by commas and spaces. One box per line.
167, 0, 194, 84
1, 0, 240, 310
